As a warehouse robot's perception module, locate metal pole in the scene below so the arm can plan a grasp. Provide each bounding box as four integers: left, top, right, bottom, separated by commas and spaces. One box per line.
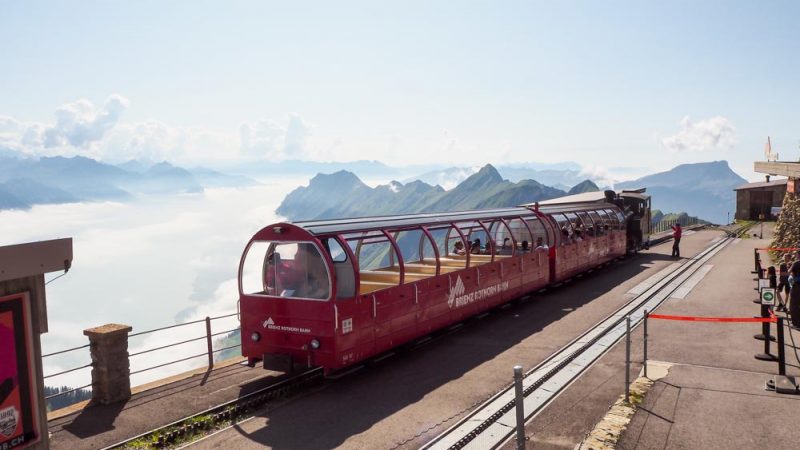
625, 316, 631, 403
643, 310, 648, 379
778, 317, 786, 376
514, 365, 525, 450
206, 316, 214, 369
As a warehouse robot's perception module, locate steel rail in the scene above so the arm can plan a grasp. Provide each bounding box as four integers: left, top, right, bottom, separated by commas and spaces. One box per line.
101, 367, 324, 450
423, 226, 746, 450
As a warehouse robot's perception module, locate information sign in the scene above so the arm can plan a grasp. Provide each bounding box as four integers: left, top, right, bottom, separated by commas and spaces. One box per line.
760, 287, 776, 306
0, 293, 40, 449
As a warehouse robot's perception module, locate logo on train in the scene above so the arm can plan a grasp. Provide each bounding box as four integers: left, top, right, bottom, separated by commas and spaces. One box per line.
262, 317, 311, 334
447, 275, 509, 309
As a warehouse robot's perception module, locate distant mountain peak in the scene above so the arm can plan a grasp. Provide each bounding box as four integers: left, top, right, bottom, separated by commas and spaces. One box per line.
568, 179, 600, 195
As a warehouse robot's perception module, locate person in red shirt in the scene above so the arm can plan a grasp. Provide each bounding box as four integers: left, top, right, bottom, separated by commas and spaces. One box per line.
671, 223, 682, 258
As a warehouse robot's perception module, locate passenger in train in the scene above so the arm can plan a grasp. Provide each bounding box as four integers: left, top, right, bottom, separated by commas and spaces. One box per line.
534, 237, 548, 251
561, 227, 571, 245
586, 226, 595, 237
520, 240, 529, 252
471, 238, 482, 254
499, 238, 513, 255
574, 229, 584, 242
453, 240, 466, 256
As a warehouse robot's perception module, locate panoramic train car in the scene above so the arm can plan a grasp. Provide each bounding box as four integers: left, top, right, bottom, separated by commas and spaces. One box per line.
238, 191, 648, 374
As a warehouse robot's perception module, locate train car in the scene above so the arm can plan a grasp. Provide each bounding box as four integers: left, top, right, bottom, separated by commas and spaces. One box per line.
238, 191, 648, 374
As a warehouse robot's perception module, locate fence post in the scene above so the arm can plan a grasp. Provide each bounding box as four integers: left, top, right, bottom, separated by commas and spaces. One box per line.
206, 316, 214, 369
777, 317, 786, 376
643, 309, 648, 379
514, 365, 525, 450
625, 315, 631, 403
83, 323, 133, 405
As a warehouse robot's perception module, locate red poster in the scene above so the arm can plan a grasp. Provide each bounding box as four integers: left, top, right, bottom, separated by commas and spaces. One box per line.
0, 293, 40, 449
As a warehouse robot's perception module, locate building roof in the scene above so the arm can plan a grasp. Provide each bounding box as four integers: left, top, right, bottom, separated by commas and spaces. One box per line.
734, 178, 788, 191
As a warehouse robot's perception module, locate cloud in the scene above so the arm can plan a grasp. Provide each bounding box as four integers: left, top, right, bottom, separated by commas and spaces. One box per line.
579, 164, 616, 188
660, 116, 736, 152
239, 113, 314, 161
43, 94, 129, 148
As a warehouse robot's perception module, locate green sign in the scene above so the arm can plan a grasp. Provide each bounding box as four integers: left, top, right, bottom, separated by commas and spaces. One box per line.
761, 288, 776, 306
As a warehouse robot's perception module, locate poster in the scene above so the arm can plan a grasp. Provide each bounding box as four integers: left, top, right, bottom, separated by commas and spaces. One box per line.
0, 293, 39, 450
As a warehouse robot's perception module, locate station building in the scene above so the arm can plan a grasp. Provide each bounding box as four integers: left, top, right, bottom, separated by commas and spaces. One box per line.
734, 178, 787, 220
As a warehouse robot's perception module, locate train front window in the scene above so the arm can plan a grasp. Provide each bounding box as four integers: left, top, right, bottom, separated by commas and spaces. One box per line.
240, 241, 331, 301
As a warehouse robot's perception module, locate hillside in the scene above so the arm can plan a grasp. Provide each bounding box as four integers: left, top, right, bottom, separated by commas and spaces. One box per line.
617, 160, 746, 224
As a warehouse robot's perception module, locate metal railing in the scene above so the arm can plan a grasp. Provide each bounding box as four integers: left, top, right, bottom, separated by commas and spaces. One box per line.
651, 216, 702, 235
42, 310, 241, 403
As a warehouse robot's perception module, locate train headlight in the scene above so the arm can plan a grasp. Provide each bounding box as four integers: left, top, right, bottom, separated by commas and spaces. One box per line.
310, 339, 321, 350
251, 332, 261, 342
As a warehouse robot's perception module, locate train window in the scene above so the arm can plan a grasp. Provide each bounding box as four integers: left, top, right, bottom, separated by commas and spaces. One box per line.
239, 241, 331, 301
322, 237, 347, 262
508, 218, 532, 252
392, 228, 437, 281
595, 210, 613, 234
575, 212, 593, 237
487, 220, 514, 258
429, 226, 467, 272
615, 210, 626, 229
524, 217, 550, 249
455, 221, 491, 265
588, 211, 605, 236
603, 209, 620, 230
344, 231, 401, 294
321, 237, 355, 299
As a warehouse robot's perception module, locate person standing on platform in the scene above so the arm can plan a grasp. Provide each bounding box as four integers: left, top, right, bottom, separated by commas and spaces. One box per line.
671, 223, 682, 257
777, 253, 792, 311
789, 251, 800, 328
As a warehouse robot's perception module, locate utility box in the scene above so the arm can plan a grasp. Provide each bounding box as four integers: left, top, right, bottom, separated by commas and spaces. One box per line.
0, 238, 73, 450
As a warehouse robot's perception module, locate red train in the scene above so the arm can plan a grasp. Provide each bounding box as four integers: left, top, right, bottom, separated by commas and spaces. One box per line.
238, 190, 651, 374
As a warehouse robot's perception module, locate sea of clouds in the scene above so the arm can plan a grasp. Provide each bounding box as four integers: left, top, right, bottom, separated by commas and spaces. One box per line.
1, 180, 306, 388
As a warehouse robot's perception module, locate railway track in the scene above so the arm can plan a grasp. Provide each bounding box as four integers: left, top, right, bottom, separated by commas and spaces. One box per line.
422, 227, 744, 450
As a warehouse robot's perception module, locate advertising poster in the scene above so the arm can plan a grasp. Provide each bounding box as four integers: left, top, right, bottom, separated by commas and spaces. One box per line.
0, 293, 39, 450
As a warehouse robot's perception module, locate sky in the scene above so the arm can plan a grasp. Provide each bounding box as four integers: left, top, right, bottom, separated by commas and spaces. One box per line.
1, 0, 799, 180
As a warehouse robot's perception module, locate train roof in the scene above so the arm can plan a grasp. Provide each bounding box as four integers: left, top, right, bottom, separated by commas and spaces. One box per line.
293, 202, 621, 236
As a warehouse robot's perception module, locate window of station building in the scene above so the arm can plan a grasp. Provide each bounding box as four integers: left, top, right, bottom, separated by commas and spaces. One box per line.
486, 220, 515, 258
240, 241, 331, 301
508, 218, 533, 252
523, 217, 550, 250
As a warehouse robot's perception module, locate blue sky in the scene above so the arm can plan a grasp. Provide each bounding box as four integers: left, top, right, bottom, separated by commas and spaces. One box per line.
1, 1, 799, 179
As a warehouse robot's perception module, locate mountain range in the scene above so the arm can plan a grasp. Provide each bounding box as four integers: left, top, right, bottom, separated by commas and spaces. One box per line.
277, 160, 747, 225
277, 165, 590, 220
0, 155, 257, 210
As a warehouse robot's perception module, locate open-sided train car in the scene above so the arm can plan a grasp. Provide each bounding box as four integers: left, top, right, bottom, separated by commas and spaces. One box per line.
238, 190, 649, 374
